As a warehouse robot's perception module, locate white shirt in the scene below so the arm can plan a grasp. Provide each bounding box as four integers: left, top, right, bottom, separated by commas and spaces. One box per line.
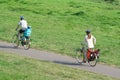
84, 35, 96, 48
18, 20, 27, 30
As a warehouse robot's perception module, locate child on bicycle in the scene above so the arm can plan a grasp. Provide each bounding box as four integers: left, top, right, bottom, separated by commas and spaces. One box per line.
23, 26, 32, 40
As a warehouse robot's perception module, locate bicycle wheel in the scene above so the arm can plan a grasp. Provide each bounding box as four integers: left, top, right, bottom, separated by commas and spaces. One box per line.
12, 34, 20, 48
88, 54, 98, 67
23, 39, 30, 50
76, 48, 84, 63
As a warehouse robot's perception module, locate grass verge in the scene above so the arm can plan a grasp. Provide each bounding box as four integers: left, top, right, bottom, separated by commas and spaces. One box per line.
0, 0, 120, 67
0, 51, 119, 80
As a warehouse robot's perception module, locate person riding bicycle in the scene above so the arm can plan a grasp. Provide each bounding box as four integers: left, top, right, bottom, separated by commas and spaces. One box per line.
83, 30, 96, 62
16, 16, 28, 40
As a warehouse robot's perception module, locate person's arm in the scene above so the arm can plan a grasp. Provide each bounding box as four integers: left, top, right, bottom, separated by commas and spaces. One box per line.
93, 36, 96, 45
16, 21, 21, 30
84, 36, 88, 49
16, 25, 19, 31
84, 36, 87, 44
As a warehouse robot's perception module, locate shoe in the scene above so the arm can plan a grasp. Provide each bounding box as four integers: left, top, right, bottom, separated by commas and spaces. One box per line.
98, 49, 100, 51
82, 60, 86, 63
97, 56, 99, 59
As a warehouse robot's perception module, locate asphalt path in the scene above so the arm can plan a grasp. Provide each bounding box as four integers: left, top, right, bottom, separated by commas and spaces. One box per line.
0, 41, 120, 79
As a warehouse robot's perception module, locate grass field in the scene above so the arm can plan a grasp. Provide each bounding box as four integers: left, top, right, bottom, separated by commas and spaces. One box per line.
0, 0, 120, 67
0, 51, 119, 80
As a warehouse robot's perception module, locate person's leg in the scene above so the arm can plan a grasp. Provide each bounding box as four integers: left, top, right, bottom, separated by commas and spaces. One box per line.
18, 29, 25, 40
18, 29, 22, 40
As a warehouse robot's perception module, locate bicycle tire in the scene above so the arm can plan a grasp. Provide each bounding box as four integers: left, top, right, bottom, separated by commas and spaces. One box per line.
23, 39, 30, 50
12, 34, 20, 48
76, 49, 84, 64
88, 54, 98, 67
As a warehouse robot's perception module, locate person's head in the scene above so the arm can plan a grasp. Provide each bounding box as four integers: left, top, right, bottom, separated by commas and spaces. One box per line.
20, 16, 24, 20
28, 26, 31, 29
85, 30, 91, 35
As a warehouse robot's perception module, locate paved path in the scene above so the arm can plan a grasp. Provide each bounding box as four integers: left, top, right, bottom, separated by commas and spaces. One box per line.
0, 41, 120, 79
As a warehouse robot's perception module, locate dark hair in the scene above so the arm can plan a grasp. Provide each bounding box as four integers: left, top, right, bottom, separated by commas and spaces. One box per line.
85, 30, 91, 34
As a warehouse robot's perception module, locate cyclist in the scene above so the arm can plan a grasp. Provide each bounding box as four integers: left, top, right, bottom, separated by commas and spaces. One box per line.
16, 16, 28, 40
83, 30, 96, 62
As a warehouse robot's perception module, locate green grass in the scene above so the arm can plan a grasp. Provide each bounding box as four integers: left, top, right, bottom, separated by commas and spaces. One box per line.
0, 51, 119, 80
0, 0, 120, 67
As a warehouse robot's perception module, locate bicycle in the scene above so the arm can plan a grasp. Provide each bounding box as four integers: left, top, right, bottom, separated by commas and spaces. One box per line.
76, 42, 100, 67
12, 31, 30, 50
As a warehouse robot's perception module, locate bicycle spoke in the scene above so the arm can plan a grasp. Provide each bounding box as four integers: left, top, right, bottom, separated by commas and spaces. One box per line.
88, 56, 97, 67
76, 49, 83, 63
12, 34, 19, 47
23, 39, 30, 50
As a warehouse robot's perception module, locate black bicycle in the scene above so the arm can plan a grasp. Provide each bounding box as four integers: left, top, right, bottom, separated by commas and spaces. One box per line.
12, 32, 30, 50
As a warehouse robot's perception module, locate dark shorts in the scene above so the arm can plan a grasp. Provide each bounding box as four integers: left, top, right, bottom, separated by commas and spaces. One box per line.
19, 29, 26, 33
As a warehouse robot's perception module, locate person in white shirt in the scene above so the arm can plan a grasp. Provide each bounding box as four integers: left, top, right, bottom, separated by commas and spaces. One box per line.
82, 30, 96, 62
16, 16, 28, 40
84, 30, 96, 49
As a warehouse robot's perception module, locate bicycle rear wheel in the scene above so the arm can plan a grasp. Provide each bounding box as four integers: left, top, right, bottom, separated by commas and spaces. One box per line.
12, 34, 20, 48
23, 39, 30, 50
88, 54, 98, 67
76, 48, 84, 64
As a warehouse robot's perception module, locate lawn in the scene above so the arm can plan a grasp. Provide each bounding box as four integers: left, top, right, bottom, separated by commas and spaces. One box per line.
0, 0, 120, 67
0, 51, 119, 80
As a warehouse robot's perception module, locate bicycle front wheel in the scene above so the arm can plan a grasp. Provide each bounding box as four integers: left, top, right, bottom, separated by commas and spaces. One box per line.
12, 34, 20, 48
76, 49, 84, 64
